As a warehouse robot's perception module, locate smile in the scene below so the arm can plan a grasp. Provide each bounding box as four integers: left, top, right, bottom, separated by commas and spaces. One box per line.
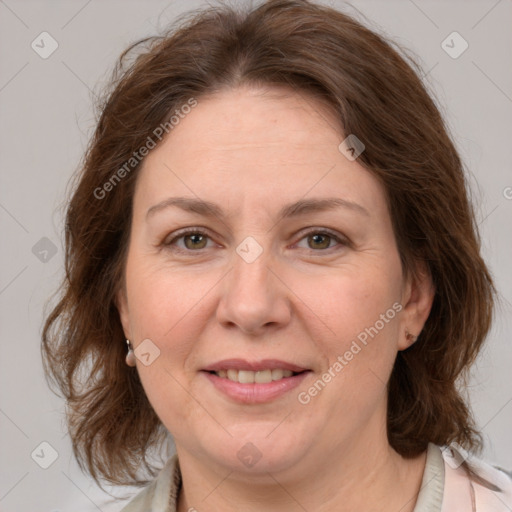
201, 359, 311, 404
211, 368, 297, 383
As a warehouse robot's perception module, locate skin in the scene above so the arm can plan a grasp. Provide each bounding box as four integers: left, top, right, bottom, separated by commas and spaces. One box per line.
117, 84, 435, 512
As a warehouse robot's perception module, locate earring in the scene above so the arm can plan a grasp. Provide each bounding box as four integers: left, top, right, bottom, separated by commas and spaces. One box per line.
405, 330, 418, 344
126, 339, 136, 367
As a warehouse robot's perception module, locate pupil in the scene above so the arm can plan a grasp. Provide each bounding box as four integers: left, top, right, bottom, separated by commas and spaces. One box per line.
186, 234, 205, 249
310, 234, 329, 249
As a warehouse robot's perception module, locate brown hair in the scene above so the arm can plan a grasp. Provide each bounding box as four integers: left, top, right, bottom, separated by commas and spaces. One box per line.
42, 0, 496, 487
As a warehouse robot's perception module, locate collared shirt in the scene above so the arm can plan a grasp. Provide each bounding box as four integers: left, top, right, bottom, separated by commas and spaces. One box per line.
120, 443, 512, 511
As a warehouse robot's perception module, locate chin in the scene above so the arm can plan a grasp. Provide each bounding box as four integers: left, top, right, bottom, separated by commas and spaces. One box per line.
197, 429, 310, 475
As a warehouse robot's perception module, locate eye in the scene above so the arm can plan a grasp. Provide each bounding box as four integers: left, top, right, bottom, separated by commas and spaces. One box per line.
162, 227, 348, 254
163, 229, 214, 252
295, 229, 347, 251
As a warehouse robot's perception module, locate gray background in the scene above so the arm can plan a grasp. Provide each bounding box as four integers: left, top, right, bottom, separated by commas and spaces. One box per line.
0, 0, 511, 510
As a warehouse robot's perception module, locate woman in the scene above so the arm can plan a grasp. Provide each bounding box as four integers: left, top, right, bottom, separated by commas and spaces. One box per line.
42, 1, 512, 511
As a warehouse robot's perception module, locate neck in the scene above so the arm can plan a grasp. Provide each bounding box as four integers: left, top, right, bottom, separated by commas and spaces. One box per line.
175, 436, 427, 512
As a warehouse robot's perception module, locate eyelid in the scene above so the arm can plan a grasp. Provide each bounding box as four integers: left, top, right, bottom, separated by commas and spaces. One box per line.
291, 227, 349, 250
163, 227, 217, 249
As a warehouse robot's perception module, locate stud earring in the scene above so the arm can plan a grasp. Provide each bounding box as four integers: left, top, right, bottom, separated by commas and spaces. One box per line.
405, 330, 418, 344
126, 339, 136, 367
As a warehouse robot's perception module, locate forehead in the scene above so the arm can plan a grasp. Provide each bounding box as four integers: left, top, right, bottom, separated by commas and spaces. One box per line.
134, 85, 387, 220
175, 85, 341, 146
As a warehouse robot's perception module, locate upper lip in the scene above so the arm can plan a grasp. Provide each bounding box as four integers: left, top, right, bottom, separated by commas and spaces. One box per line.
202, 359, 309, 373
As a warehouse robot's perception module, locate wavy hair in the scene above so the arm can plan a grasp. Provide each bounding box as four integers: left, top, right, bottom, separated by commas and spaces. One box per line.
42, 0, 496, 487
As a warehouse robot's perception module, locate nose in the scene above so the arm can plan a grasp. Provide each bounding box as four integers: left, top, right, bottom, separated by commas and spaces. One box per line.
216, 248, 292, 336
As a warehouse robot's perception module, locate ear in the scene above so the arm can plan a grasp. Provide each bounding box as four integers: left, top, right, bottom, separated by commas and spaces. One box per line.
115, 284, 132, 341
398, 261, 435, 351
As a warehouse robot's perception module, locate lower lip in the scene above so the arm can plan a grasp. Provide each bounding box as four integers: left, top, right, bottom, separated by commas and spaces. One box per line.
203, 371, 311, 404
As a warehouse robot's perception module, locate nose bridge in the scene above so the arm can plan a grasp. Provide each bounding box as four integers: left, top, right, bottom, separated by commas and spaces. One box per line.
216, 239, 290, 334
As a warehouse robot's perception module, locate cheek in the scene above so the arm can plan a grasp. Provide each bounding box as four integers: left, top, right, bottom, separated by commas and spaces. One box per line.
299, 263, 402, 344
299, 270, 402, 416
294, 260, 403, 399
126, 260, 205, 424
125, 251, 215, 341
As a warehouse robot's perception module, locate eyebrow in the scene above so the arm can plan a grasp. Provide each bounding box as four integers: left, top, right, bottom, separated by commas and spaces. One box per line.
146, 196, 369, 221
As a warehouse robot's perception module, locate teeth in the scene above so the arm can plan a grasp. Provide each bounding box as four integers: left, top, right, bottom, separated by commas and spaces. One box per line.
214, 369, 295, 383
255, 369, 272, 383
238, 370, 254, 384
272, 369, 285, 381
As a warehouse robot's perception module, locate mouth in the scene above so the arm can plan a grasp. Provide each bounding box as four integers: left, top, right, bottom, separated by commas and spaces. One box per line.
207, 368, 304, 383
201, 359, 311, 404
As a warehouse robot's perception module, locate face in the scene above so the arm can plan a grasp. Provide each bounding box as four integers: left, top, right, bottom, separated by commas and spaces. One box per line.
117, 85, 433, 477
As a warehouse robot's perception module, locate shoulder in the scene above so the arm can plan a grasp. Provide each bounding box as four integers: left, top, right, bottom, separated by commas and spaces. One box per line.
120, 454, 180, 512
440, 443, 512, 512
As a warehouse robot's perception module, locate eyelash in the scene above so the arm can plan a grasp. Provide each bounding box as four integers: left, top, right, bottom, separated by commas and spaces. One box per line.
162, 227, 348, 255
